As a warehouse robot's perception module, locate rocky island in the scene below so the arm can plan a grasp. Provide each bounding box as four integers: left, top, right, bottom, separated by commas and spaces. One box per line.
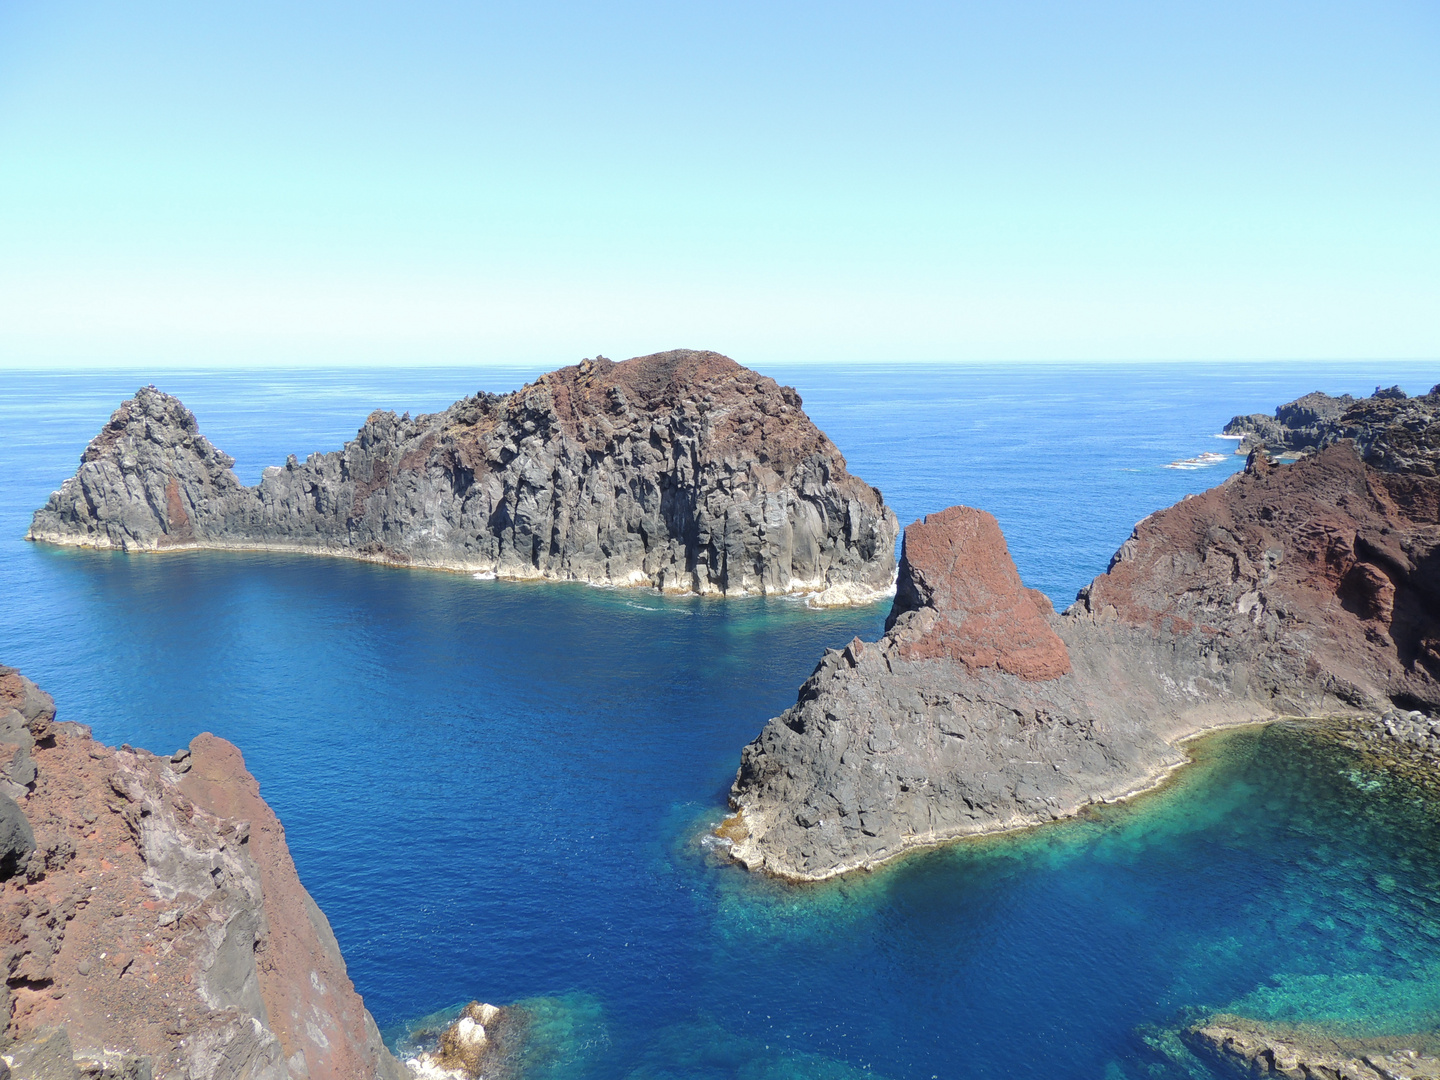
0, 665, 405, 1080
26, 350, 898, 603
726, 383, 1440, 882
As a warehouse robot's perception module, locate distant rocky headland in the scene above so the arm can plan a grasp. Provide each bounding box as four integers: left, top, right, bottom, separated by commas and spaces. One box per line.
0, 665, 406, 1080
725, 382, 1440, 883
26, 350, 899, 604
1224, 383, 1440, 473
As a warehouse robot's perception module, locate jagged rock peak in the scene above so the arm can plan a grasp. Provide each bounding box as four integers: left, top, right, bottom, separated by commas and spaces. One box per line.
28, 350, 899, 601
885, 506, 1071, 680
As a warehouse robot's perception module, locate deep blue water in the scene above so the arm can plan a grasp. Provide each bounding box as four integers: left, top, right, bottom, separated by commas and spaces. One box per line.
2, 361, 1439, 1079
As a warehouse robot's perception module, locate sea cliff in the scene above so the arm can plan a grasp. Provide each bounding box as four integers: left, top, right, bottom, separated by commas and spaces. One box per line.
0, 666, 405, 1080
726, 384, 1440, 882
26, 350, 898, 602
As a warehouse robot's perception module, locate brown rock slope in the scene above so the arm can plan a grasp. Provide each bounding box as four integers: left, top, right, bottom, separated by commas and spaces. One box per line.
0, 666, 405, 1080
27, 350, 898, 601
728, 396, 1440, 881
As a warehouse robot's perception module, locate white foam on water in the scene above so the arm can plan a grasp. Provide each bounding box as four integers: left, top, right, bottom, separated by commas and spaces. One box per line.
1165, 451, 1228, 470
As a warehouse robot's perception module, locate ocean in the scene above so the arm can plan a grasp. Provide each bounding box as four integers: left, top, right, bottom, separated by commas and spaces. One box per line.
1, 360, 1438, 1078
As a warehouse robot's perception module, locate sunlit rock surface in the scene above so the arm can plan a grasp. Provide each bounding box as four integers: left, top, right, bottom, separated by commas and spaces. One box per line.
27, 350, 898, 601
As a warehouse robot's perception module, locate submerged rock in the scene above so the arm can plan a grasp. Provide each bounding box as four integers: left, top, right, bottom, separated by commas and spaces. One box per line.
27, 350, 898, 601
0, 667, 405, 1080
728, 385, 1440, 880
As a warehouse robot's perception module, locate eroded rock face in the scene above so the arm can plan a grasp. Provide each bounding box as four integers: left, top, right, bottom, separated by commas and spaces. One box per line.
727, 423, 1440, 880
0, 668, 405, 1080
27, 350, 898, 600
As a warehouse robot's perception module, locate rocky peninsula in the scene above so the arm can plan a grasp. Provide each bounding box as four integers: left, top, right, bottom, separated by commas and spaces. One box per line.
1224, 383, 1440, 474
726, 383, 1440, 882
26, 350, 898, 603
0, 665, 406, 1080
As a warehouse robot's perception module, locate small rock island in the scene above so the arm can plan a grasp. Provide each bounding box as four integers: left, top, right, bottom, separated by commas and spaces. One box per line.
27, 350, 899, 603
726, 383, 1440, 882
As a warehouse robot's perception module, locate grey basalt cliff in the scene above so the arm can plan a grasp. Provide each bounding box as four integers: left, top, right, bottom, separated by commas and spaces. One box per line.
27, 350, 899, 602
727, 384, 1440, 881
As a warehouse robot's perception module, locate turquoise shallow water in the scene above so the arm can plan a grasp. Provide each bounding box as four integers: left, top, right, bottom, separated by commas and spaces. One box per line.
1, 361, 1438, 1078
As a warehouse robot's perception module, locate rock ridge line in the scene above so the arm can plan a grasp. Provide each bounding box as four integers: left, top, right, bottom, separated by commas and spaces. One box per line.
27, 350, 898, 603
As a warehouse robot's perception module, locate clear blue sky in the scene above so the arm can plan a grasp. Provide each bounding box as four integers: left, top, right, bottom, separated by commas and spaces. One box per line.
1, 1, 1436, 367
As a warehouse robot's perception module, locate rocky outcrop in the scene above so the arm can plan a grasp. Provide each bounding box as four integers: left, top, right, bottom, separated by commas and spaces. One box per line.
27, 350, 898, 601
726, 390, 1440, 880
405, 1002, 524, 1080
884, 507, 1072, 679
1225, 384, 1440, 475
1183, 1016, 1440, 1080
0, 667, 405, 1080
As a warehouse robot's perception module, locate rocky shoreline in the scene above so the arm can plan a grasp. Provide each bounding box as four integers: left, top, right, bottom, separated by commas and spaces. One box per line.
1183, 1016, 1440, 1080
26, 350, 898, 603
725, 384, 1440, 882
1224, 383, 1440, 474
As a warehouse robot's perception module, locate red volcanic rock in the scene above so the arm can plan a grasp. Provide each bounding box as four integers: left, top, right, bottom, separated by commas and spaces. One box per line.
731, 422, 1440, 881
180, 734, 397, 1080
0, 669, 404, 1080
888, 506, 1071, 681
1083, 445, 1440, 709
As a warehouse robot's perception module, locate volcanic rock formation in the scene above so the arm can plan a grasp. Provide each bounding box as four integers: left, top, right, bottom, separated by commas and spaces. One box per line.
1225, 382, 1440, 474
0, 666, 405, 1080
27, 350, 898, 601
727, 384, 1440, 881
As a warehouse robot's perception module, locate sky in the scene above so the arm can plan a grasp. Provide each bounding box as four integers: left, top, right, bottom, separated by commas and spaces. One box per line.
0, 1, 1436, 368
